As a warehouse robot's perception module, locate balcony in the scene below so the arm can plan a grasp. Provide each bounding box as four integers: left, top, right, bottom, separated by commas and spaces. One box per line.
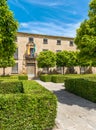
25, 53, 37, 59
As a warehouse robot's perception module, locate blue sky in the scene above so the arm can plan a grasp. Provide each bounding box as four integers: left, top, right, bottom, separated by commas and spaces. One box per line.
8, 0, 90, 37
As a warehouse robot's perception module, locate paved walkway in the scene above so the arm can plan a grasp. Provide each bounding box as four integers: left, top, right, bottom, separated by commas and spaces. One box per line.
35, 80, 96, 130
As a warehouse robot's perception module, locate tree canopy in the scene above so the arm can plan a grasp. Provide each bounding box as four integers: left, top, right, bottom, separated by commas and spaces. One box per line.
56, 51, 78, 74
37, 51, 56, 72
0, 0, 18, 75
74, 0, 96, 66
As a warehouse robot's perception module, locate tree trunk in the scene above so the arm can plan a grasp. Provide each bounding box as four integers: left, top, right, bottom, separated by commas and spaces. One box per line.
47, 67, 49, 74
3, 67, 5, 76
63, 66, 65, 74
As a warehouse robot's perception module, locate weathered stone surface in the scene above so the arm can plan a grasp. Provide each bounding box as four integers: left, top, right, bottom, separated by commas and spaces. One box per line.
36, 80, 96, 130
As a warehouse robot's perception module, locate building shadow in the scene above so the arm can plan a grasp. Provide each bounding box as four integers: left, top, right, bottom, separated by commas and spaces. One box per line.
53, 88, 96, 110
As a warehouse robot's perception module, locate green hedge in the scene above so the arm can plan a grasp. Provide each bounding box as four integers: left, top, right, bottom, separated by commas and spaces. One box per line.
65, 78, 96, 103
0, 80, 57, 130
18, 75, 28, 80
51, 75, 66, 83
0, 75, 18, 79
40, 74, 52, 82
40, 74, 96, 83
0, 81, 24, 94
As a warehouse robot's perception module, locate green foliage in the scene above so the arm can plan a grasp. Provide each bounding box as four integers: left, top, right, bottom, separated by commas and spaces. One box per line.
51, 75, 65, 83
65, 78, 96, 103
56, 51, 69, 67
56, 51, 78, 74
0, 0, 18, 73
74, 0, 96, 65
40, 74, 52, 82
18, 75, 28, 80
0, 81, 24, 94
0, 80, 57, 130
37, 51, 56, 72
40, 74, 96, 83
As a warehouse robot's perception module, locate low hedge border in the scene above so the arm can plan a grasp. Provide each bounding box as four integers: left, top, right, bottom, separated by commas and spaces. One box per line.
18, 75, 28, 80
0, 80, 57, 130
40, 74, 96, 83
40, 74, 52, 82
0, 75, 28, 80
65, 78, 96, 103
0, 81, 24, 94
51, 75, 66, 83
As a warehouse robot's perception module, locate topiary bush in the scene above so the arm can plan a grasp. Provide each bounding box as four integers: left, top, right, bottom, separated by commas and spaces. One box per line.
51, 75, 66, 83
65, 78, 96, 103
18, 75, 28, 80
0, 75, 18, 79
40, 74, 52, 82
0, 80, 57, 130
0, 81, 24, 94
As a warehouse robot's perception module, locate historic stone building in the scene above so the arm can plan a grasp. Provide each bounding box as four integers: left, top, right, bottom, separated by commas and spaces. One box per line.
0, 32, 95, 77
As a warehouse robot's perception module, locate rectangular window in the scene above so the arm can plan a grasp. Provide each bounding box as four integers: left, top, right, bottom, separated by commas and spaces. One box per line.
29, 37, 34, 42
14, 48, 18, 60
43, 38, 48, 44
11, 63, 18, 74
69, 41, 74, 46
57, 40, 61, 45
56, 50, 61, 52
43, 49, 48, 51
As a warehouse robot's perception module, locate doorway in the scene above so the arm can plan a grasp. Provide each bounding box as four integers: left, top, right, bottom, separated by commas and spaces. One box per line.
26, 63, 35, 78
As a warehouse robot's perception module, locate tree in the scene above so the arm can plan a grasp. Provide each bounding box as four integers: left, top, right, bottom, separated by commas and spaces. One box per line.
74, 0, 96, 66
37, 51, 56, 73
56, 51, 69, 74
0, 0, 18, 75
0, 57, 15, 75
67, 51, 79, 73
56, 51, 78, 74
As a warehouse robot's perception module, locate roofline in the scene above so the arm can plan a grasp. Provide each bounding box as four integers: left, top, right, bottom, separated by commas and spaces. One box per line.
17, 32, 74, 40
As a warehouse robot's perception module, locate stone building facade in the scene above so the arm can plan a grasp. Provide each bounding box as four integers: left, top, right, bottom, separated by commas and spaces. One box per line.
0, 32, 95, 77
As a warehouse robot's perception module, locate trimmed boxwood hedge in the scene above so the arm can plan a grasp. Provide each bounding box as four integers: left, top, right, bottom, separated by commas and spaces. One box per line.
51, 75, 66, 83
0, 75, 28, 80
40, 74, 96, 83
0, 75, 18, 79
0, 80, 57, 130
18, 75, 28, 80
0, 81, 24, 94
40, 74, 52, 82
65, 78, 96, 103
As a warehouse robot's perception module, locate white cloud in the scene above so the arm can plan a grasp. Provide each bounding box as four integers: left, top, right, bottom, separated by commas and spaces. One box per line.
19, 21, 81, 37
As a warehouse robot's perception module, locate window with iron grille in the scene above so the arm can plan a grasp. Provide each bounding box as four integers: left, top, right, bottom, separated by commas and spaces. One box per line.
69, 41, 74, 46
43, 38, 48, 44
57, 40, 61, 45
29, 37, 34, 42
43, 49, 48, 51
14, 48, 18, 60
11, 63, 18, 74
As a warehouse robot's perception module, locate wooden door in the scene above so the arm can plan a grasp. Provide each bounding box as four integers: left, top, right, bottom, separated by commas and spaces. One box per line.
26, 63, 35, 77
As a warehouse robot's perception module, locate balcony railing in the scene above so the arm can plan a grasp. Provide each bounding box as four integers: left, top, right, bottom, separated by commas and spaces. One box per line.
25, 53, 37, 59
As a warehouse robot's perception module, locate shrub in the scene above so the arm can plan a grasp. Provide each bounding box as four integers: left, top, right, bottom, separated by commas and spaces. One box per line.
51, 75, 66, 83
18, 75, 28, 80
0, 80, 57, 130
0, 81, 24, 94
40, 74, 52, 82
0, 75, 18, 79
65, 78, 96, 103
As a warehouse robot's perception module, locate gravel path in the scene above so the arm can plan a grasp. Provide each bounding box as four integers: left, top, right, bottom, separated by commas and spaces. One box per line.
35, 80, 96, 130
